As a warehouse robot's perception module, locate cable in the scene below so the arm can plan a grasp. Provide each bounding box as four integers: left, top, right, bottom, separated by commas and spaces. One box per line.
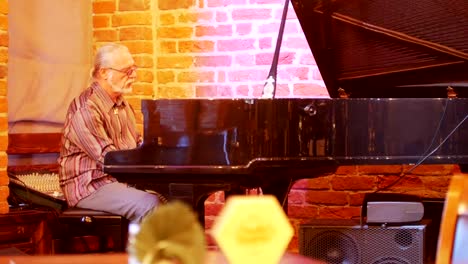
261, 0, 290, 99
375, 101, 466, 192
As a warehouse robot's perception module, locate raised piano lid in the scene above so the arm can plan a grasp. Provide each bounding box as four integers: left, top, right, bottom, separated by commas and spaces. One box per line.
291, 0, 468, 98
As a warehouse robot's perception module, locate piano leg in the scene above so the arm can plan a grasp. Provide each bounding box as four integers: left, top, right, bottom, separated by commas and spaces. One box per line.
136, 183, 232, 227
260, 178, 294, 213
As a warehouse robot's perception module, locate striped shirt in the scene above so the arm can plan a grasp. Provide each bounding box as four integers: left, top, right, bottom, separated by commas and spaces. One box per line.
58, 82, 141, 206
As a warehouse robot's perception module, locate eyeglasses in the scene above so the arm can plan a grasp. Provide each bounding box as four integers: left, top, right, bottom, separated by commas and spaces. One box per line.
108, 65, 138, 77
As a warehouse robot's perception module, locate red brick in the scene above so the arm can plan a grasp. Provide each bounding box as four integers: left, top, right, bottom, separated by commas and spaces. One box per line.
204, 203, 223, 217
0, 134, 6, 151
157, 70, 175, 84
93, 1, 116, 14
0, 31, 8, 47
159, 0, 195, 10
158, 27, 193, 38
259, 37, 272, 49
0, 171, 8, 186
305, 191, 348, 205
157, 56, 193, 69
122, 41, 153, 54
255, 52, 295, 65
331, 176, 376, 191
252, 84, 264, 97
195, 85, 218, 98
232, 8, 272, 20
159, 14, 175, 26
126, 98, 143, 111
218, 39, 255, 51
158, 85, 195, 98
0, 185, 8, 200
335, 165, 357, 175
358, 165, 403, 175
119, 0, 150, 11
0, 116, 7, 131
206, 0, 247, 7
287, 189, 305, 204
120, 27, 152, 41
234, 54, 255, 66
299, 54, 317, 65
136, 69, 153, 83
216, 11, 228, 22
274, 6, 299, 20
131, 83, 153, 96
349, 192, 366, 206
404, 164, 455, 176
292, 177, 330, 190
0, 80, 6, 96
284, 37, 310, 49
179, 12, 213, 23
159, 41, 177, 53
0, 65, 6, 78
235, 85, 249, 96
194, 56, 231, 67
93, 29, 118, 42
318, 206, 361, 219
227, 69, 265, 82
216, 85, 234, 97
195, 25, 232, 37
236, 23, 252, 35
377, 175, 423, 191
93, 15, 111, 28
258, 22, 298, 34
312, 68, 324, 81
178, 71, 214, 83
0, 201, 8, 214
293, 83, 329, 97
112, 12, 152, 27
0, 1, 7, 14
278, 67, 309, 81
0, 96, 6, 113
179, 40, 215, 53
274, 84, 291, 97
0, 15, 7, 31
288, 204, 319, 218
421, 175, 451, 193
133, 55, 153, 68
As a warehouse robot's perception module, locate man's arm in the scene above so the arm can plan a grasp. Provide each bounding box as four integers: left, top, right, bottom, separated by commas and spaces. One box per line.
67, 105, 116, 164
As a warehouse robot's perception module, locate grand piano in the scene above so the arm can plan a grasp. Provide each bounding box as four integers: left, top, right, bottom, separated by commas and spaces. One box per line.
104, 0, 468, 225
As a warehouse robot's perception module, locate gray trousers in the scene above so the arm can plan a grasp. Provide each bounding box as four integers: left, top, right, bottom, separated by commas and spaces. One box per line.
76, 182, 159, 223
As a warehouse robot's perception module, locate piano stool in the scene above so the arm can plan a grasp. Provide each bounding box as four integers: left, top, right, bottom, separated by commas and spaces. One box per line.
54, 208, 128, 254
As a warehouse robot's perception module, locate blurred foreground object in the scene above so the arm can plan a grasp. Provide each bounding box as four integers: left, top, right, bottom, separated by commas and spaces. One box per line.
211, 195, 294, 264
129, 200, 206, 264
436, 173, 468, 264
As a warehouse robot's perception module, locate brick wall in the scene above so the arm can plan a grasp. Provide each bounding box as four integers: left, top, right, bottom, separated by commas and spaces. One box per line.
0, 0, 8, 214
1, 0, 454, 252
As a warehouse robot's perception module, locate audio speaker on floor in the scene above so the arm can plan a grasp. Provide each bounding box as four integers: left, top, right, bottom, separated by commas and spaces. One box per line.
299, 219, 426, 264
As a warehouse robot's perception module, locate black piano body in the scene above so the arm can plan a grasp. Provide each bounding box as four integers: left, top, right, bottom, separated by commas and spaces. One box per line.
104, 0, 468, 225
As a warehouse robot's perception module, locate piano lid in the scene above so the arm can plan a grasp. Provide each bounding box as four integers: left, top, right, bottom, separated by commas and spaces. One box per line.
291, 0, 468, 98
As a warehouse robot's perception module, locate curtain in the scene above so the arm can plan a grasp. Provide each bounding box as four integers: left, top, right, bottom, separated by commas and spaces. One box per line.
7, 0, 92, 133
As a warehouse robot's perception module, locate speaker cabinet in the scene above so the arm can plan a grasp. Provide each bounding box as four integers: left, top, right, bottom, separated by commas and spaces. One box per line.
299, 219, 426, 264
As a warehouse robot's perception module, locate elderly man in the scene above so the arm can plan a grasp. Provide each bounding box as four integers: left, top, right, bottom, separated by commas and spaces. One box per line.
58, 43, 159, 223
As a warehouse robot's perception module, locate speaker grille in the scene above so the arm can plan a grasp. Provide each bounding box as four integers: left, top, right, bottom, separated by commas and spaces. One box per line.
306, 230, 360, 264
299, 220, 425, 264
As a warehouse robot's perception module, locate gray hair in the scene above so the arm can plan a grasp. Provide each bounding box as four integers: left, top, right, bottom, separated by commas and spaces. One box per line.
91, 43, 130, 79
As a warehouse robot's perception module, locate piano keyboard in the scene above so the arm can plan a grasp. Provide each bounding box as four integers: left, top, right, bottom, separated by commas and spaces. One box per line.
9, 172, 67, 210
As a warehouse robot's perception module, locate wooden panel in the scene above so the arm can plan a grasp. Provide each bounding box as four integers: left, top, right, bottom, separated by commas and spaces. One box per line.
0, 210, 52, 254
7, 133, 62, 154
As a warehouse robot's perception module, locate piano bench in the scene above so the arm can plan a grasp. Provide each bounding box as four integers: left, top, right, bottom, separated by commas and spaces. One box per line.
55, 208, 128, 254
